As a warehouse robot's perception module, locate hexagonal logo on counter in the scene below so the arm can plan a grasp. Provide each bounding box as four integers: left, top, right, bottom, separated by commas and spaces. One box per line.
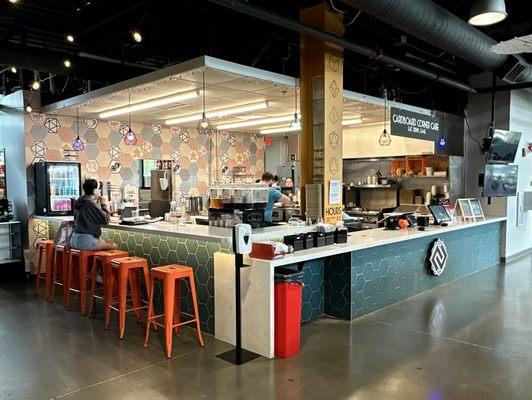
428, 238, 448, 276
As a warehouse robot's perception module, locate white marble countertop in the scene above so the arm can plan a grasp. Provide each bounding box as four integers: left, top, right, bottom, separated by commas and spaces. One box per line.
33, 215, 314, 244
249, 217, 507, 267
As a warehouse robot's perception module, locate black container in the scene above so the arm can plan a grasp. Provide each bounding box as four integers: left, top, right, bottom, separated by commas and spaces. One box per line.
303, 232, 315, 249
313, 231, 326, 247
325, 231, 335, 245
417, 216, 430, 227
334, 228, 348, 244
284, 234, 304, 251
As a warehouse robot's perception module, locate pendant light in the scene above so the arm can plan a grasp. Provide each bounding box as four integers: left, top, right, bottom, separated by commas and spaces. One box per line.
196, 71, 215, 136
289, 84, 301, 131
378, 90, 391, 146
123, 92, 137, 145
469, 0, 507, 26
438, 113, 446, 147
72, 108, 85, 151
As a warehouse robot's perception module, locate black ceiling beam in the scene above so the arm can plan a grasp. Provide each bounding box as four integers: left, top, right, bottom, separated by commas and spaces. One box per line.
208, 0, 477, 93
477, 80, 532, 94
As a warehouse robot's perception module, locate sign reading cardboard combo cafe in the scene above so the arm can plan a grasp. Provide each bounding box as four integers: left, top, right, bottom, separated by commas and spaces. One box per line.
390, 107, 440, 140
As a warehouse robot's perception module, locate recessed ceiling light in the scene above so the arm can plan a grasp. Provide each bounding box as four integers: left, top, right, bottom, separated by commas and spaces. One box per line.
165, 101, 269, 126
216, 114, 293, 130
63, 59, 72, 68
10, 66, 17, 73
66, 34, 75, 43
25, 105, 32, 113
98, 90, 200, 119
31, 81, 40, 90
8, 0, 19, 4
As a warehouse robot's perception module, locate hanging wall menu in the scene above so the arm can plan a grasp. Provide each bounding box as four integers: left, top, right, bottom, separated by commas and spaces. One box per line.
390, 107, 440, 140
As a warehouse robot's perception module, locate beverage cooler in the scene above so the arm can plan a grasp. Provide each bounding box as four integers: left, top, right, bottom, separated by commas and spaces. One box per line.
35, 161, 81, 216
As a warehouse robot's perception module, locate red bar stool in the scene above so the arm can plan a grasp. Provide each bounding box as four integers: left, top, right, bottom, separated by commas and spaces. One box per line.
51, 244, 69, 304
144, 265, 204, 358
34, 240, 54, 299
65, 249, 101, 314
107, 256, 151, 339
88, 249, 128, 318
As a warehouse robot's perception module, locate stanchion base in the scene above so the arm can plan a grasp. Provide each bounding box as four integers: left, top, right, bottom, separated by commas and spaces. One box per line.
217, 348, 261, 365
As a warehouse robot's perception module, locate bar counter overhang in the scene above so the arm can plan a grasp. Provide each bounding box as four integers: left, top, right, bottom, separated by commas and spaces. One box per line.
32, 215, 505, 358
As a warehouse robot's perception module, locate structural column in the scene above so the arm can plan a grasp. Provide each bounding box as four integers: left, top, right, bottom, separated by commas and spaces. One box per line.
300, 3, 344, 224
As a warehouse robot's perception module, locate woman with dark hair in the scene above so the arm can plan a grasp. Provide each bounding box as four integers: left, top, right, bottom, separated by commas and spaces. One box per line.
70, 178, 117, 250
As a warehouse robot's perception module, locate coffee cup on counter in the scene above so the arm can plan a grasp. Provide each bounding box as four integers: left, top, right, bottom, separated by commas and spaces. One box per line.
417, 216, 430, 227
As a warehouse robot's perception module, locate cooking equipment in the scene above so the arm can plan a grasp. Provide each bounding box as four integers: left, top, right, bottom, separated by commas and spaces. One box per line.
346, 209, 380, 229
185, 196, 204, 215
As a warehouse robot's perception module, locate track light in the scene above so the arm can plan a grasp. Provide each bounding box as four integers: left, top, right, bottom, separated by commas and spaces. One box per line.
98, 90, 199, 119
132, 30, 142, 43
260, 126, 301, 135
469, 0, 507, 26
31, 81, 40, 90
216, 114, 292, 130
10, 66, 17, 73
66, 34, 75, 43
167, 101, 269, 126
25, 105, 32, 113
63, 59, 72, 68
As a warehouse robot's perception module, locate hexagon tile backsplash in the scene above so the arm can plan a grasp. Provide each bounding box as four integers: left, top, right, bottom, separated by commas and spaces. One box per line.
24, 113, 265, 212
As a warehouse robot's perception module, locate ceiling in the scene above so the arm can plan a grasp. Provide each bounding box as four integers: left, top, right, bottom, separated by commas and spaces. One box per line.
43, 55, 402, 133
2, 0, 529, 115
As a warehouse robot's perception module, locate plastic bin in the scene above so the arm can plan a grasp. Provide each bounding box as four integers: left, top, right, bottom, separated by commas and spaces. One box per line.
274, 267, 304, 358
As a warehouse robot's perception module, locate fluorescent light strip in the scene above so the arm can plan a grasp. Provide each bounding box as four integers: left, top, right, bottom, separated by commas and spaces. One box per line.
260, 125, 301, 135
217, 115, 293, 130
342, 117, 363, 126
98, 90, 200, 119
165, 101, 268, 125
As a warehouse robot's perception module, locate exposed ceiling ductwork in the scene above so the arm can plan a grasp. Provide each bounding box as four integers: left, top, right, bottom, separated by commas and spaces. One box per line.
338, 0, 532, 83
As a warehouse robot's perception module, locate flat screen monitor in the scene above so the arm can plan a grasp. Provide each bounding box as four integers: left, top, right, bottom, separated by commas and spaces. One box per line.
428, 205, 452, 224
487, 130, 522, 163
483, 164, 518, 197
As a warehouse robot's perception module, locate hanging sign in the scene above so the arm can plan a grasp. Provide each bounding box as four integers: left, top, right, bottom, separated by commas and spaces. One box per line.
390, 107, 440, 140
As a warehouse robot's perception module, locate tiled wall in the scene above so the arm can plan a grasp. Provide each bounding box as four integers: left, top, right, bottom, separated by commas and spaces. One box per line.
24, 112, 265, 214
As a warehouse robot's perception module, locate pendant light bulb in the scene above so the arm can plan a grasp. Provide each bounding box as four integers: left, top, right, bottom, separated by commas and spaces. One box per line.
132, 30, 143, 43
124, 92, 137, 145
10, 66, 17, 73
379, 89, 391, 146
31, 81, 40, 90
8, 0, 19, 4
66, 34, 75, 43
439, 137, 446, 147
196, 72, 215, 136
124, 127, 137, 145
63, 59, 72, 68
25, 105, 32, 113
290, 113, 302, 130
72, 108, 84, 151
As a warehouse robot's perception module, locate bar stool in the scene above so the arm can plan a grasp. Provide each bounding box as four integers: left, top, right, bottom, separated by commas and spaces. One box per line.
107, 256, 151, 339
88, 249, 128, 318
65, 249, 101, 314
34, 240, 54, 299
144, 265, 204, 358
51, 244, 68, 304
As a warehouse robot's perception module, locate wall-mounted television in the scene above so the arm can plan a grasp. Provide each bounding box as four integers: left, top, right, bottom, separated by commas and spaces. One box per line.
483, 164, 518, 197
487, 130, 522, 163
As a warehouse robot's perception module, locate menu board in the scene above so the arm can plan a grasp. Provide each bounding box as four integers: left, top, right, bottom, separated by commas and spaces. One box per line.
469, 199, 484, 218
458, 199, 472, 217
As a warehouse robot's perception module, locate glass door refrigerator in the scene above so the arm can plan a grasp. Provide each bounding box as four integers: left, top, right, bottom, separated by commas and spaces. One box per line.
35, 161, 81, 216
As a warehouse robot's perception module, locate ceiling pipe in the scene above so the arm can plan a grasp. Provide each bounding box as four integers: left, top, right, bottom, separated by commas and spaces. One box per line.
337, 0, 532, 83
208, 0, 477, 93
477, 80, 532, 93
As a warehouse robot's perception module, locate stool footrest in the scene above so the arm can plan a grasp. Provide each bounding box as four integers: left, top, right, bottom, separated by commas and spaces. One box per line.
149, 318, 197, 330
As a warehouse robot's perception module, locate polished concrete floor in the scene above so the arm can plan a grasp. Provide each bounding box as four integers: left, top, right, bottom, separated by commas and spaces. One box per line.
1, 254, 532, 400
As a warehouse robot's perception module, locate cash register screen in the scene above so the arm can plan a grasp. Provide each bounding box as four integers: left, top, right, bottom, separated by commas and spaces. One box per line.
428, 205, 451, 224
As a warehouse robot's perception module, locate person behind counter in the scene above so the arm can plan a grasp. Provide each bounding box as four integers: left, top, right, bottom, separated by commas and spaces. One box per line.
70, 179, 118, 250
261, 172, 290, 224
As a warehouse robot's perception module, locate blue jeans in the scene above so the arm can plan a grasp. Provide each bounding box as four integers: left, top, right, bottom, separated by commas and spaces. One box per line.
70, 232, 117, 251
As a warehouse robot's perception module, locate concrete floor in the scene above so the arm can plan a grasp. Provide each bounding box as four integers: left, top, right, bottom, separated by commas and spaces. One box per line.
1, 254, 532, 400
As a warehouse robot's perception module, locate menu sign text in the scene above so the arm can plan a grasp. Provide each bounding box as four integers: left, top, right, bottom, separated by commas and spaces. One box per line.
390, 107, 440, 140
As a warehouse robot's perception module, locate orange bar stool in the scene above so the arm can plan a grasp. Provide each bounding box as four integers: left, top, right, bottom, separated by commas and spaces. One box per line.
51, 244, 69, 304
34, 240, 54, 299
65, 249, 101, 314
107, 256, 151, 339
88, 249, 128, 318
144, 265, 204, 358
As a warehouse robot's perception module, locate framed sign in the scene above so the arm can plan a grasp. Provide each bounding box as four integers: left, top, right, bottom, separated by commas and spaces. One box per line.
455, 199, 473, 222
390, 107, 440, 141
469, 199, 485, 221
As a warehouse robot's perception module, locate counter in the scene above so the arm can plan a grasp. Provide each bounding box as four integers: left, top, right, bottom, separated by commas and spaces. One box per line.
214, 217, 506, 358
30, 215, 313, 335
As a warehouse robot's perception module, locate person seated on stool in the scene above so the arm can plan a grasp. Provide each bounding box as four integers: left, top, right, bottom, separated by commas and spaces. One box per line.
70, 179, 118, 250
261, 172, 290, 226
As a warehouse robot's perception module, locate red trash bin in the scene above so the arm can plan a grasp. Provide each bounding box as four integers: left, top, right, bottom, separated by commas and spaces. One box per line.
274, 268, 304, 358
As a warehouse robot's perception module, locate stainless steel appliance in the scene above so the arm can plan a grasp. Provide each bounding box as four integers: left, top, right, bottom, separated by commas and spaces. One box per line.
271, 208, 284, 222
185, 196, 204, 215
345, 210, 380, 229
